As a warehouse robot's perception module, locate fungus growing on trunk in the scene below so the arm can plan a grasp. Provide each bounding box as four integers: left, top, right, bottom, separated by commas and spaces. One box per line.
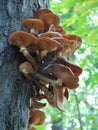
37, 37, 63, 58
21, 19, 44, 35
9, 8, 83, 130
46, 84, 69, 111
19, 61, 54, 107
63, 34, 82, 43
41, 63, 79, 89
53, 36, 81, 57
42, 13, 60, 31
19, 61, 34, 79
29, 110, 46, 125
9, 31, 37, 69
34, 8, 53, 19
53, 57, 82, 76
38, 31, 62, 38
56, 25, 66, 35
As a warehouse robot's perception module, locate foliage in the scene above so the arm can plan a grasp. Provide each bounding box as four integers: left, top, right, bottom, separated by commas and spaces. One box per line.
36, 0, 98, 130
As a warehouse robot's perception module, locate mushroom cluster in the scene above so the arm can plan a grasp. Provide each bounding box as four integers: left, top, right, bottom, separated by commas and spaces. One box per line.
9, 8, 82, 130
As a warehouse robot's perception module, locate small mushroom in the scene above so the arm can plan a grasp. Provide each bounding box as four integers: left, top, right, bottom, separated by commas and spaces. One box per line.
53, 37, 70, 47
19, 62, 46, 109
63, 34, 82, 50
42, 63, 79, 89
63, 34, 82, 42
34, 8, 53, 19
37, 51, 59, 72
38, 31, 62, 38
29, 110, 46, 125
55, 25, 66, 35
42, 13, 60, 31
19, 61, 54, 101
33, 79, 54, 101
37, 37, 63, 59
19, 61, 34, 79
52, 37, 80, 57
53, 57, 82, 76
46, 84, 67, 111
9, 31, 37, 69
53, 85, 67, 111
21, 19, 44, 35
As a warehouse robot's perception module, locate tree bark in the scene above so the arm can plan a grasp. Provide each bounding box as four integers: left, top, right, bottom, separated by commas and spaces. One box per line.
0, 0, 50, 130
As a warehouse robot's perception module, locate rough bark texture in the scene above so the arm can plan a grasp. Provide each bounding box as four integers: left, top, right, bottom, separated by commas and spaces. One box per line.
0, 0, 50, 130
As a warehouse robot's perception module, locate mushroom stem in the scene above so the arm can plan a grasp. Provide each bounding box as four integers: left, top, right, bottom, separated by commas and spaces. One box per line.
30, 28, 35, 34
36, 73, 62, 86
27, 73, 54, 101
48, 24, 56, 31
32, 79, 54, 101
20, 47, 37, 69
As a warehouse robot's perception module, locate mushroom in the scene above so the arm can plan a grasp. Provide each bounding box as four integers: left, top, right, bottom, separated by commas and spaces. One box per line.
19, 62, 46, 109
33, 79, 54, 101
55, 25, 66, 35
34, 8, 53, 19
52, 57, 82, 76
21, 19, 44, 35
19, 61, 34, 79
63, 34, 82, 42
29, 110, 46, 125
38, 31, 62, 38
53, 85, 67, 111
37, 51, 59, 72
52, 37, 80, 57
46, 84, 68, 111
9, 31, 37, 69
63, 34, 82, 50
19, 62, 54, 101
41, 63, 79, 89
37, 37, 63, 59
42, 13, 60, 31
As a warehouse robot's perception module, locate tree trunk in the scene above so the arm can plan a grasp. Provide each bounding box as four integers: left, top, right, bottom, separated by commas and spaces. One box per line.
0, 0, 50, 130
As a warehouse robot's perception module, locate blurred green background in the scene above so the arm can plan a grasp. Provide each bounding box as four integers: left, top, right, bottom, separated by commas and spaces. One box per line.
35, 0, 98, 130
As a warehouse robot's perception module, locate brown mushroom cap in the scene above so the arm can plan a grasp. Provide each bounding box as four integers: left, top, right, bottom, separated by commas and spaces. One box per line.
63, 34, 82, 43
21, 19, 44, 34
63, 34, 82, 49
53, 37, 81, 57
46, 85, 67, 111
55, 25, 66, 35
37, 37, 63, 58
38, 31, 62, 38
19, 62, 34, 78
34, 8, 53, 19
9, 30, 36, 48
42, 64, 79, 89
54, 85, 67, 111
53, 37, 70, 46
42, 13, 60, 31
29, 110, 46, 125
19, 62, 34, 74
9, 31, 37, 69
53, 57, 82, 76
